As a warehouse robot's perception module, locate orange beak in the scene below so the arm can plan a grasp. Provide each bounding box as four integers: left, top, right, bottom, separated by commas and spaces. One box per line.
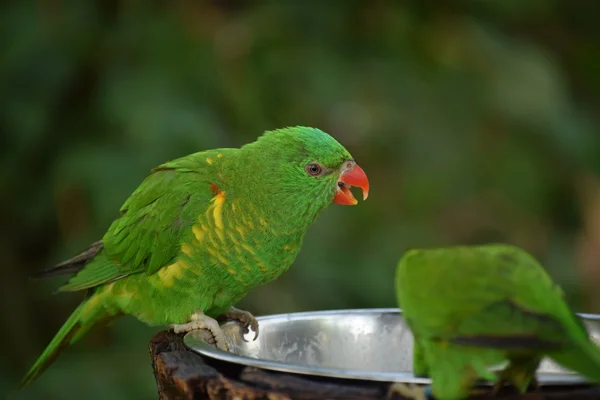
333, 163, 370, 206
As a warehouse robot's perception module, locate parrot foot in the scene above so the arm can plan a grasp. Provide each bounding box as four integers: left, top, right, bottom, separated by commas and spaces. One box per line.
493, 358, 540, 395
387, 382, 429, 400
171, 311, 229, 351
491, 377, 539, 396
221, 306, 259, 341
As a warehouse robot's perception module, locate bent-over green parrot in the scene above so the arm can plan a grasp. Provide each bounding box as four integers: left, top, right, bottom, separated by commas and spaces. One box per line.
21, 126, 369, 387
394, 244, 600, 400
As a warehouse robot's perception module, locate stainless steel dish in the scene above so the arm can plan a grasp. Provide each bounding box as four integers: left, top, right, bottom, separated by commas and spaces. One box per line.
183, 308, 600, 385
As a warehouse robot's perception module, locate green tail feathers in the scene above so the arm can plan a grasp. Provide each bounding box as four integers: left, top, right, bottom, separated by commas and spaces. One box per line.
20, 302, 86, 388
549, 338, 600, 383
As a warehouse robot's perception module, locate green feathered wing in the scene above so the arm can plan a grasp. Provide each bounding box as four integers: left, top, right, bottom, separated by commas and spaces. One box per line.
61, 153, 219, 291
20, 151, 221, 387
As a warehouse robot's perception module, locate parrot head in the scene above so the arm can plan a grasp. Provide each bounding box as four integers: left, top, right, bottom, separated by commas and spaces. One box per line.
244, 126, 369, 212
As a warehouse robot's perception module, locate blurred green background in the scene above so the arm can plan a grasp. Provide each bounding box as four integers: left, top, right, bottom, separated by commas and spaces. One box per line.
4, 1, 600, 398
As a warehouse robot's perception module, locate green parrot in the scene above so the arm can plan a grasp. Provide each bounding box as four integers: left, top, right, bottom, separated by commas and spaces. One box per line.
20, 126, 369, 387
394, 244, 600, 400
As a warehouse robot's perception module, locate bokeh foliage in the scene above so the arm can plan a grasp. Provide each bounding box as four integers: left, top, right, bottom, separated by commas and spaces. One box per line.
3, 1, 600, 398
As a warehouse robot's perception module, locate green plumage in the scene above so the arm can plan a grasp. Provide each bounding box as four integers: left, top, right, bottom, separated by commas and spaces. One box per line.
22, 126, 362, 387
395, 244, 600, 400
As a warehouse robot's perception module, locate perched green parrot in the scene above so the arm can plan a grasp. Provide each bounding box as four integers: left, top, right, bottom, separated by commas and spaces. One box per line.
394, 244, 600, 400
21, 126, 369, 387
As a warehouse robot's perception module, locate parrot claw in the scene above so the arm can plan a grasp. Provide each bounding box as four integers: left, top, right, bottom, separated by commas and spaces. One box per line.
171, 311, 230, 351
493, 359, 540, 395
221, 306, 259, 341
387, 382, 429, 400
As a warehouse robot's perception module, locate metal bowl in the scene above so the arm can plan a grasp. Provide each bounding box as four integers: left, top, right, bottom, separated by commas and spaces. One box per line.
183, 308, 600, 385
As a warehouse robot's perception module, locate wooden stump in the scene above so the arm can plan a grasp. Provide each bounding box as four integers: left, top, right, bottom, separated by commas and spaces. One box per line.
149, 331, 600, 400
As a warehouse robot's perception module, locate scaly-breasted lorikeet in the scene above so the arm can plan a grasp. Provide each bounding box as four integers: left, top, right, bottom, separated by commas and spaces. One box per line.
21, 126, 369, 387
393, 244, 600, 400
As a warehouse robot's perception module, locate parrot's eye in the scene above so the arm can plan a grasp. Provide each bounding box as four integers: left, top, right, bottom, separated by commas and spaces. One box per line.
305, 163, 322, 176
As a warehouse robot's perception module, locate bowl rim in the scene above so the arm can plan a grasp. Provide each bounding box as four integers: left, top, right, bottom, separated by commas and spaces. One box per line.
183, 308, 600, 385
